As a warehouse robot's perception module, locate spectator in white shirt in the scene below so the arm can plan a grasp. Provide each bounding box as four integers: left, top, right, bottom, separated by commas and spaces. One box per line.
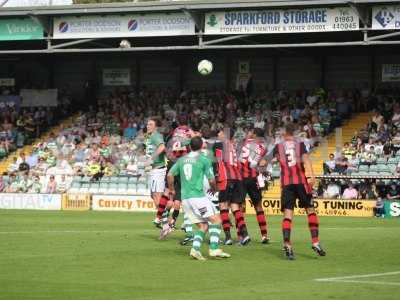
324, 180, 341, 198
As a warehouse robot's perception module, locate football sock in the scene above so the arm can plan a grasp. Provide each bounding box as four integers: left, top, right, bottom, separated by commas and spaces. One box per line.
183, 213, 193, 238
282, 218, 292, 245
233, 209, 248, 237
220, 209, 231, 238
256, 210, 268, 237
208, 224, 221, 250
307, 213, 319, 244
192, 231, 205, 251
171, 209, 180, 224
156, 195, 169, 219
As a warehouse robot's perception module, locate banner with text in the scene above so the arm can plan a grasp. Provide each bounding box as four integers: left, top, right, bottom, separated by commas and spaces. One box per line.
92, 195, 155, 212
0, 193, 62, 210
205, 7, 359, 35
382, 64, 400, 82
383, 201, 400, 218
246, 198, 375, 217
20, 89, 58, 107
103, 69, 131, 86
0, 18, 43, 41
372, 5, 400, 30
53, 13, 195, 39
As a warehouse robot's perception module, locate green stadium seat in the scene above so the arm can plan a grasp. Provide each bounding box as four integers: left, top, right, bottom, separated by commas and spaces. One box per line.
369, 165, 378, 172
376, 157, 387, 164
117, 182, 128, 194
99, 182, 109, 194
118, 177, 129, 183
80, 182, 90, 193
388, 157, 398, 164
358, 165, 369, 172
89, 182, 100, 193
108, 183, 118, 194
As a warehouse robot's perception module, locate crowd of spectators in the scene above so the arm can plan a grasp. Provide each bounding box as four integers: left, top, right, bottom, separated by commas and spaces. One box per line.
321, 87, 400, 202
2, 84, 398, 195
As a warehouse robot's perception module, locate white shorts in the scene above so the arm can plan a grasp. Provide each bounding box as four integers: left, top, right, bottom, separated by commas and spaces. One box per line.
148, 167, 166, 194
182, 197, 217, 224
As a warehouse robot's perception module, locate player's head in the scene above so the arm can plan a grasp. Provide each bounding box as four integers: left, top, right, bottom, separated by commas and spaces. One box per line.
177, 115, 188, 126
284, 123, 295, 138
254, 128, 264, 139
147, 116, 161, 134
190, 136, 203, 152
218, 128, 235, 140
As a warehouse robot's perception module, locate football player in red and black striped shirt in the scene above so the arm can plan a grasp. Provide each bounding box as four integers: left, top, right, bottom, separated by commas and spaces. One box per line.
262, 123, 326, 260
216, 128, 251, 246
239, 127, 269, 244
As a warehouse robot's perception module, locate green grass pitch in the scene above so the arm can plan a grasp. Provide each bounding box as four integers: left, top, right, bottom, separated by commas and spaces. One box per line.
0, 210, 399, 300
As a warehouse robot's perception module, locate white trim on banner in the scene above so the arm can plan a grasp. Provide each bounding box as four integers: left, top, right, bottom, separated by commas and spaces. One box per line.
92, 195, 155, 212
372, 5, 400, 30
20, 89, 58, 107
205, 7, 359, 35
103, 69, 131, 86
0, 193, 62, 210
53, 13, 195, 39
382, 64, 400, 82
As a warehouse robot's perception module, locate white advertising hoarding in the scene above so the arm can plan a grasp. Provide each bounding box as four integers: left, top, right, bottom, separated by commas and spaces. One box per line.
372, 5, 400, 30
0, 193, 62, 210
92, 195, 155, 212
382, 64, 400, 82
205, 7, 359, 35
20, 89, 58, 107
103, 69, 131, 86
53, 13, 195, 39
1, 0, 72, 7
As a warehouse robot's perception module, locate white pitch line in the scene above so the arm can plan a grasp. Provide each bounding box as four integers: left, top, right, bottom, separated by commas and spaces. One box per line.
315, 271, 400, 281
0, 230, 134, 234
324, 280, 400, 286
324, 227, 397, 230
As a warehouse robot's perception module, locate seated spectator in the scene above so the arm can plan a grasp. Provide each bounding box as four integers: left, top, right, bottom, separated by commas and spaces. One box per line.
347, 153, 359, 172
46, 175, 57, 194
324, 180, 341, 198
386, 184, 400, 201
342, 142, 356, 160
26, 150, 38, 168
6, 173, 19, 193
374, 197, 385, 218
360, 146, 377, 165
342, 183, 358, 199
8, 157, 19, 173
323, 153, 336, 174
334, 157, 348, 174
0, 176, 5, 192
28, 175, 42, 193
57, 175, 69, 193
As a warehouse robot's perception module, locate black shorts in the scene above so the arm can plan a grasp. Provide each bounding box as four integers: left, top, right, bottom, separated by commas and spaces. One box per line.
242, 177, 262, 205
218, 180, 244, 204
281, 184, 313, 212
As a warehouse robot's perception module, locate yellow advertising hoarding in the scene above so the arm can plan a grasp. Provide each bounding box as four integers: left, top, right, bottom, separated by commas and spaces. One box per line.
246, 198, 375, 217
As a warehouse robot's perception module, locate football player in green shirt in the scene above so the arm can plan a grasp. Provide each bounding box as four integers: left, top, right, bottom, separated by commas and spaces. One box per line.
167, 137, 230, 260
145, 117, 167, 223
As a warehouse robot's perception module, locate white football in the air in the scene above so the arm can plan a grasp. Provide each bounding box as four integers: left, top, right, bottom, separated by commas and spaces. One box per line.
198, 60, 213, 76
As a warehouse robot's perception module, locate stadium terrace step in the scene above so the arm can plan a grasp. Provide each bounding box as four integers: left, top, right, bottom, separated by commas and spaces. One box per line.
0, 116, 76, 174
